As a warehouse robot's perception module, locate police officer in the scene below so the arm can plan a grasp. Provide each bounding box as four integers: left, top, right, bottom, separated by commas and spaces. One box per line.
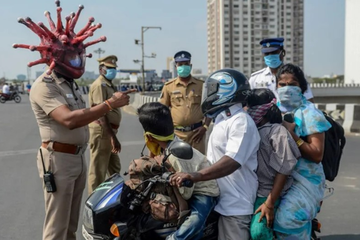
88, 55, 122, 194
249, 37, 314, 102
30, 68, 134, 240
159, 51, 211, 154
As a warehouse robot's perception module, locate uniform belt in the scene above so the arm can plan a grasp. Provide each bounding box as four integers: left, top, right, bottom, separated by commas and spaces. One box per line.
175, 122, 203, 132
94, 120, 119, 130
41, 141, 84, 155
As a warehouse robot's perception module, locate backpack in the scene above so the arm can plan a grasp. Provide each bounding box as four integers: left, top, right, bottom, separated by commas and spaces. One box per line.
321, 111, 346, 181
123, 156, 189, 223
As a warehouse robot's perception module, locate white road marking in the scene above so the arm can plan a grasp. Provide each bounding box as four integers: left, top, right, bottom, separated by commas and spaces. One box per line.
343, 185, 359, 190
0, 140, 144, 157
342, 176, 357, 180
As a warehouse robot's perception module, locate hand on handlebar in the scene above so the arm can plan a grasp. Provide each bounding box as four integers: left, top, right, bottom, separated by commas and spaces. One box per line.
169, 172, 194, 188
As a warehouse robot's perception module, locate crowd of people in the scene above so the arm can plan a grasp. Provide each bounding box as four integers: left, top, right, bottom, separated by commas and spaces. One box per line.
12, 2, 331, 239
153, 39, 329, 240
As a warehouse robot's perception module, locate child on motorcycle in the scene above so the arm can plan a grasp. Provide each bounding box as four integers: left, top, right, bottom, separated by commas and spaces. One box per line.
137, 102, 219, 240
246, 89, 300, 240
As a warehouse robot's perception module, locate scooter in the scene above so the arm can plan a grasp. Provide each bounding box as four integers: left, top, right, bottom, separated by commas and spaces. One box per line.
82, 141, 219, 240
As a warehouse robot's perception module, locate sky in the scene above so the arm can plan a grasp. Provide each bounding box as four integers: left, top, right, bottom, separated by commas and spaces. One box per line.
0, 0, 345, 80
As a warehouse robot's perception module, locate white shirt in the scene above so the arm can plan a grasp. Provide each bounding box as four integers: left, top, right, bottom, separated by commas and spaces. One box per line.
207, 103, 260, 216
2, 85, 9, 94
249, 67, 313, 100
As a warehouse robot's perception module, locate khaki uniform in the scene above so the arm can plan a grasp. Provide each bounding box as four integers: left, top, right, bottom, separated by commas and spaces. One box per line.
30, 72, 88, 240
88, 56, 122, 194
159, 76, 205, 153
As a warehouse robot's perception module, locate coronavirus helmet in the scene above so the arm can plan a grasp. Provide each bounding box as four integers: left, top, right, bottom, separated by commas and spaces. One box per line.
13, 0, 106, 79
201, 69, 251, 117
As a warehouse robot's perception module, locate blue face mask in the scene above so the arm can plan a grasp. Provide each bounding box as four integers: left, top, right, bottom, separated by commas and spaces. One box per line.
277, 86, 303, 111
177, 65, 191, 78
264, 53, 282, 69
69, 55, 82, 68
104, 68, 117, 80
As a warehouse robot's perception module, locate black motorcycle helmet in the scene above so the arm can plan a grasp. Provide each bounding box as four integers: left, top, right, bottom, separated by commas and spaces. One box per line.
201, 69, 251, 116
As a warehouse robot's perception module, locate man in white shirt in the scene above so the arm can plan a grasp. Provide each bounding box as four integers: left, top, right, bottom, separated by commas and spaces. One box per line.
171, 69, 260, 240
2, 83, 10, 97
249, 37, 314, 102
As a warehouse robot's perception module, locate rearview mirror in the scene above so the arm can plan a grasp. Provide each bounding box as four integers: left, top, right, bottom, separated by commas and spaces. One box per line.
168, 141, 193, 160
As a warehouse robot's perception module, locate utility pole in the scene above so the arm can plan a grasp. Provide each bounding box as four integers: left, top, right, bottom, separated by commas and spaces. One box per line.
94, 48, 105, 59
27, 66, 31, 84
140, 26, 161, 93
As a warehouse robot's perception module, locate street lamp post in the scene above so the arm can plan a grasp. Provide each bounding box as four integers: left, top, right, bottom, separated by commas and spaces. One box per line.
139, 26, 161, 93
94, 47, 105, 59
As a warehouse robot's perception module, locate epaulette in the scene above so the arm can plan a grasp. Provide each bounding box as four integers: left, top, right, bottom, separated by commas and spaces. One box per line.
42, 75, 54, 83
250, 68, 266, 76
164, 78, 176, 85
192, 77, 204, 82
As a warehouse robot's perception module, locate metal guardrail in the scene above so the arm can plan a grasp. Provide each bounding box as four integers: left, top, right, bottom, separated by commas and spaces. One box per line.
309, 83, 360, 88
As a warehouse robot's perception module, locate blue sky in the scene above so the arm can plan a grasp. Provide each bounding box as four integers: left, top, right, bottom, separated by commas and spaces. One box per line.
0, 0, 345, 79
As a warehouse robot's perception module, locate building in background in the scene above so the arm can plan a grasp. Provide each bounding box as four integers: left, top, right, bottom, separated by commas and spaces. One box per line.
161, 70, 172, 80
169, 59, 177, 79
345, 0, 360, 84
207, 0, 304, 77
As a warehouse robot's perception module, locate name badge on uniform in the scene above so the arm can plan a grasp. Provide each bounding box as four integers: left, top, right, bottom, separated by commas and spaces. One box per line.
172, 90, 181, 94
66, 93, 74, 99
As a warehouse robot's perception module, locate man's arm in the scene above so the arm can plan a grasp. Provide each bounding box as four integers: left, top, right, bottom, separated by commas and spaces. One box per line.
159, 84, 170, 107
50, 90, 135, 130
204, 117, 212, 127
99, 115, 121, 153
192, 117, 212, 143
90, 83, 121, 150
170, 155, 240, 187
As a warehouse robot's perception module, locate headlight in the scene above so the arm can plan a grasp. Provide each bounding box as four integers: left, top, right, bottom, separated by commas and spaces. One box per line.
83, 204, 94, 231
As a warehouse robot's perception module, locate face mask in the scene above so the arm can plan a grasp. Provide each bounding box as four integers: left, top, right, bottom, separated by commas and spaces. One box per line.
277, 86, 303, 111
264, 53, 282, 69
68, 55, 82, 68
144, 132, 174, 156
177, 65, 191, 78
104, 68, 117, 80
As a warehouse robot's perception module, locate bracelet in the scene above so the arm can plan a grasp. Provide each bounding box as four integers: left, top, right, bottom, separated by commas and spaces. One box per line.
296, 138, 304, 147
263, 201, 274, 210
104, 100, 113, 111
203, 124, 209, 130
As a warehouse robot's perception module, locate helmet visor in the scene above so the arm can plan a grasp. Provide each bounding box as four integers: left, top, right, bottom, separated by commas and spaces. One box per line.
64, 51, 86, 68
202, 78, 219, 103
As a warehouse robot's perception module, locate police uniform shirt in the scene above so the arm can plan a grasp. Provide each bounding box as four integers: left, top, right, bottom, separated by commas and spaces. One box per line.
89, 75, 122, 126
159, 76, 204, 127
249, 67, 314, 100
30, 72, 89, 145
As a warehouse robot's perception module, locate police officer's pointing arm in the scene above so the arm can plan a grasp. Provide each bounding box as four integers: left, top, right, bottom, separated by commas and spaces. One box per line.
34, 84, 135, 129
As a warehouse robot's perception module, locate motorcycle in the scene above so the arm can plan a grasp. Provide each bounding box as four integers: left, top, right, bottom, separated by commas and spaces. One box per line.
82, 140, 333, 240
82, 141, 219, 240
0, 91, 21, 103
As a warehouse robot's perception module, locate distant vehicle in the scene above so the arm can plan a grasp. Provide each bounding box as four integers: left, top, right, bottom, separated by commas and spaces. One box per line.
0, 91, 22, 103
152, 83, 164, 91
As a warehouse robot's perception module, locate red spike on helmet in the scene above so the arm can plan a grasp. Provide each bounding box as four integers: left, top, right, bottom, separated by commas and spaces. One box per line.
13, 0, 106, 79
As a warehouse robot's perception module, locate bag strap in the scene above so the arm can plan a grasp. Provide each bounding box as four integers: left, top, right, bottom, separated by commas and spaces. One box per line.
167, 186, 190, 226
